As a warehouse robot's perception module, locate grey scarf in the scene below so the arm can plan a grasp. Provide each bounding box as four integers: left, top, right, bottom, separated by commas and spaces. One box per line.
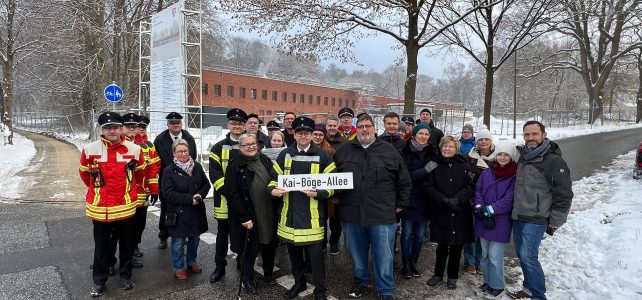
521, 138, 551, 161
173, 158, 194, 175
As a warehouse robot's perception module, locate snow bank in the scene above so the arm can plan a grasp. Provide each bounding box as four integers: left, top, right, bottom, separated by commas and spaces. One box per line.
0, 133, 37, 199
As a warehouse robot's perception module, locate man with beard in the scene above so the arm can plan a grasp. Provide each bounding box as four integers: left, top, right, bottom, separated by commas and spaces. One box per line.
334, 113, 412, 300
325, 114, 348, 150
506, 121, 573, 300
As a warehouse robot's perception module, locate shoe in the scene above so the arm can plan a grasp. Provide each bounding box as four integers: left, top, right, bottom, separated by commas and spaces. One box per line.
109, 266, 115, 276
464, 265, 476, 274
209, 266, 225, 283
348, 282, 367, 298
158, 239, 167, 249
506, 289, 532, 299
379, 295, 394, 300
121, 279, 134, 290
426, 276, 442, 286
476, 266, 484, 275
329, 243, 339, 255
264, 274, 277, 286
175, 270, 188, 280
133, 247, 143, 257
132, 258, 143, 268
482, 288, 505, 299
89, 285, 105, 297
401, 256, 412, 279
446, 278, 457, 290
283, 281, 307, 299
187, 263, 203, 273
314, 293, 328, 300
242, 279, 258, 294
477, 283, 491, 295
410, 256, 422, 278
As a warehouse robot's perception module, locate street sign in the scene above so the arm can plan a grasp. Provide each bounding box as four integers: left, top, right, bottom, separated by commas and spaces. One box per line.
104, 83, 124, 102
278, 172, 354, 191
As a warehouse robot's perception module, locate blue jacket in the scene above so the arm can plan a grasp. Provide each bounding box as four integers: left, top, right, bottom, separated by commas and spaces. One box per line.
460, 136, 476, 156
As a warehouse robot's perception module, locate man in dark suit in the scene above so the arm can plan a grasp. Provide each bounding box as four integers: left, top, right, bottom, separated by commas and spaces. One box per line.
153, 112, 197, 249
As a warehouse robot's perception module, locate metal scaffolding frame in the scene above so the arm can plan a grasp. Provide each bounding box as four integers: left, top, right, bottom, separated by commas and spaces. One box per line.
181, 0, 203, 131
138, 20, 151, 112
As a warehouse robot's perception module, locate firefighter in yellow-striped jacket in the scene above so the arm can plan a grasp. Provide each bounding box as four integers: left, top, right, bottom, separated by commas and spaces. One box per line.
79, 112, 146, 297
208, 108, 247, 283
268, 116, 336, 300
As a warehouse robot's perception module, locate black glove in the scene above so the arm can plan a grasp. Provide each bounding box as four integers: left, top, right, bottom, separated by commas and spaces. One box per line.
443, 197, 461, 211
546, 224, 558, 236
149, 194, 158, 206
472, 204, 484, 218
482, 215, 496, 230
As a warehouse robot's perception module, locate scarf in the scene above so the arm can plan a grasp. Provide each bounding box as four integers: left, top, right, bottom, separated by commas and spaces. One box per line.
521, 138, 551, 161
410, 138, 427, 152
467, 145, 496, 169
245, 154, 274, 244
493, 161, 518, 178
174, 157, 194, 175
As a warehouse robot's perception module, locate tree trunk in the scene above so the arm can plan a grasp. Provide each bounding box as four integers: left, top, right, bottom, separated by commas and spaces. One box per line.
404, 41, 419, 115
482, 66, 494, 129
637, 51, 642, 123
2, 0, 16, 145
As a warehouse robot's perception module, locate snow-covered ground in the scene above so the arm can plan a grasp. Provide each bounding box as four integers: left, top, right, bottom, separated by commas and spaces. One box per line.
0, 133, 37, 199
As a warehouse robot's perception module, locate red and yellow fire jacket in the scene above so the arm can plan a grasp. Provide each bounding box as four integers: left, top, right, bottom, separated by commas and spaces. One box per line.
79, 135, 146, 222
339, 125, 357, 141
134, 134, 160, 206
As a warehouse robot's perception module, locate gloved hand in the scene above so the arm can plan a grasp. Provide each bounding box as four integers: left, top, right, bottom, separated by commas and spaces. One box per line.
484, 205, 494, 218
424, 161, 438, 173
482, 215, 496, 230
472, 204, 484, 218
149, 194, 158, 206
443, 197, 461, 211
546, 224, 558, 236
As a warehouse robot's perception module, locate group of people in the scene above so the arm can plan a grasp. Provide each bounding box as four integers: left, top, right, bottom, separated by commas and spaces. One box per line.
80, 106, 573, 300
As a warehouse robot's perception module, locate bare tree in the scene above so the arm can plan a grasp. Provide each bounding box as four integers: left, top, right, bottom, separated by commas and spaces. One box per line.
219, 0, 501, 115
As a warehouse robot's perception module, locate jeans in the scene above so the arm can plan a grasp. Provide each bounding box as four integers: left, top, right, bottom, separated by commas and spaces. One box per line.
171, 236, 200, 271
400, 219, 427, 257
513, 220, 547, 300
342, 222, 396, 296
480, 238, 506, 289
463, 237, 482, 267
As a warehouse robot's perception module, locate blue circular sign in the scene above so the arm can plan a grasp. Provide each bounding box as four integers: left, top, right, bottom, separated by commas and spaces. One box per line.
104, 83, 124, 102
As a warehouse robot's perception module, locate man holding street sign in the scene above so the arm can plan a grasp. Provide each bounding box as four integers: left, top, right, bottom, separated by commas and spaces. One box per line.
268, 116, 336, 300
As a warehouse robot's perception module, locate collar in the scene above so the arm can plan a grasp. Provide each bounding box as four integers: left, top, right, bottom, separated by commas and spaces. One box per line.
170, 131, 182, 140
297, 144, 311, 153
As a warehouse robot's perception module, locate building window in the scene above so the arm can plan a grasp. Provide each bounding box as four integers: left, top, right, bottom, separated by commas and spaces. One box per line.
308, 95, 313, 104
227, 86, 234, 97
332, 98, 336, 106
202, 83, 208, 95
292, 93, 296, 103
267, 110, 272, 116
300, 94, 305, 104
239, 87, 246, 98
262, 90, 268, 100
324, 97, 328, 106
214, 85, 221, 96
251, 89, 257, 99
352, 100, 356, 108
259, 110, 265, 116
272, 91, 277, 101
339, 98, 343, 107
316, 96, 321, 105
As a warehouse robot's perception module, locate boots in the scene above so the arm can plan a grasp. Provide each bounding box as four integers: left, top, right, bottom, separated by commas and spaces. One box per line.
401, 256, 412, 279
410, 256, 422, 277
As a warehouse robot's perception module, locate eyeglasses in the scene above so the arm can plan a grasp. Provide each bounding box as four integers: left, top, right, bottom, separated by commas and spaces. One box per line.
175, 150, 189, 154
312, 133, 325, 137
442, 144, 457, 149
295, 131, 311, 137
240, 142, 257, 148
356, 124, 374, 130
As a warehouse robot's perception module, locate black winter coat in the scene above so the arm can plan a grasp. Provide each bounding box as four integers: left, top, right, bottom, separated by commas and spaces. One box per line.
380, 132, 405, 153
161, 162, 211, 238
154, 129, 197, 171
335, 138, 412, 224
423, 153, 475, 245
400, 140, 437, 222
225, 153, 279, 253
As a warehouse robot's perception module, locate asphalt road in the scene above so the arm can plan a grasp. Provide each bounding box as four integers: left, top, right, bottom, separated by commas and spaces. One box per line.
0, 127, 640, 300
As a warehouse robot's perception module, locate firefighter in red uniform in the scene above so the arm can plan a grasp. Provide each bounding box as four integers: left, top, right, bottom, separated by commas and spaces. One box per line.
338, 107, 357, 140
79, 112, 146, 297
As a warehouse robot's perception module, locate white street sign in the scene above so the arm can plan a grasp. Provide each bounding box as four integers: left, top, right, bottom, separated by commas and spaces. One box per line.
278, 173, 353, 191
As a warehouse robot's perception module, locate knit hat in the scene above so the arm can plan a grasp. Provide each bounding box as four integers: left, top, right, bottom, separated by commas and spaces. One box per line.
476, 125, 493, 141
313, 124, 327, 136
412, 123, 431, 137
399, 121, 407, 132
420, 108, 432, 115
494, 141, 520, 162
462, 124, 474, 133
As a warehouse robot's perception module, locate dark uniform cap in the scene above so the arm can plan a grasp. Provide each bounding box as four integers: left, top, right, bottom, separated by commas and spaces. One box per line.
292, 116, 315, 132
266, 120, 280, 130
401, 116, 414, 125
138, 115, 150, 126
98, 112, 123, 127
227, 108, 248, 122
166, 112, 183, 122
122, 113, 140, 125
338, 107, 354, 118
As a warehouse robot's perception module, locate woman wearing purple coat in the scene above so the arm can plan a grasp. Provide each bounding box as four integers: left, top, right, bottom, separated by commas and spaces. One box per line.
472, 142, 519, 299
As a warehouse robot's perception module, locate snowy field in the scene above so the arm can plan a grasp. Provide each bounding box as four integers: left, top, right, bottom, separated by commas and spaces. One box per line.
0, 133, 37, 199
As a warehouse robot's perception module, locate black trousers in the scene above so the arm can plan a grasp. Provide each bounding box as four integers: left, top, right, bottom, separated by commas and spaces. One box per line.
93, 218, 135, 285
133, 206, 148, 246
434, 243, 464, 279
241, 236, 278, 281
158, 196, 169, 240
215, 219, 229, 267
328, 204, 342, 245
287, 242, 325, 295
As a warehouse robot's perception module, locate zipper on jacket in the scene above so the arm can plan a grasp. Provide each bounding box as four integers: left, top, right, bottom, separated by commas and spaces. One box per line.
536, 193, 540, 215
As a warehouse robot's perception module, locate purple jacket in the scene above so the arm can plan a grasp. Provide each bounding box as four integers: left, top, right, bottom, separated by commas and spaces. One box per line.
474, 167, 516, 243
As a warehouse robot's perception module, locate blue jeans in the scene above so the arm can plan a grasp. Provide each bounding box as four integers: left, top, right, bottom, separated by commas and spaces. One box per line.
400, 219, 427, 257
171, 236, 200, 271
342, 222, 396, 296
464, 237, 482, 267
513, 220, 547, 300
480, 238, 506, 289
